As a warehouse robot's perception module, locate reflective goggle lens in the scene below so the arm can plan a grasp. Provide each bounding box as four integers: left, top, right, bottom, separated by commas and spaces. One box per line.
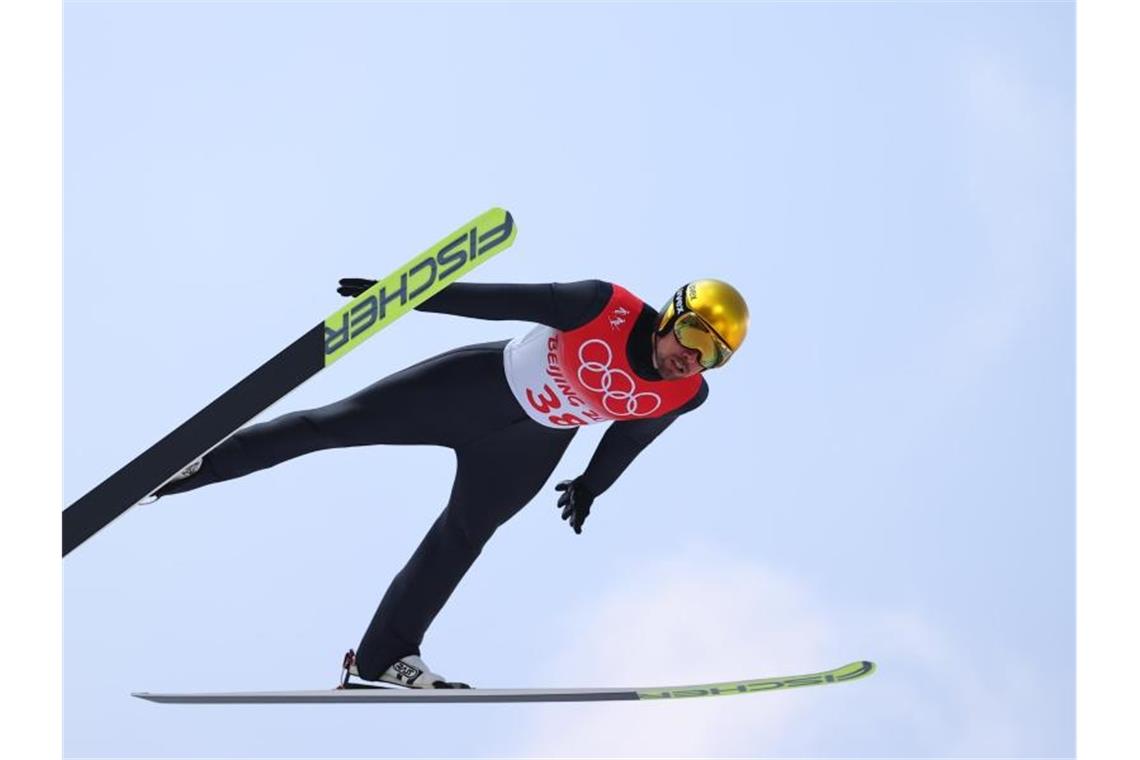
673, 313, 731, 369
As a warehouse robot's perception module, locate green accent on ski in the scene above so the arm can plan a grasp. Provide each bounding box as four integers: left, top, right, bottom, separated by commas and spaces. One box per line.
634, 660, 875, 700
323, 207, 517, 365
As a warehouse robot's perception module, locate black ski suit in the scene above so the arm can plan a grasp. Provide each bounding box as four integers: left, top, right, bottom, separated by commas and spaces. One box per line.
158, 280, 707, 679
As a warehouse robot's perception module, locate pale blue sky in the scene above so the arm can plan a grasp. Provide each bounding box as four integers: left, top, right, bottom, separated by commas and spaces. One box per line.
63, 2, 1074, 757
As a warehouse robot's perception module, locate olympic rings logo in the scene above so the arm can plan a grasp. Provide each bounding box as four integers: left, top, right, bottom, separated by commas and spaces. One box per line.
576, 339, 662, 417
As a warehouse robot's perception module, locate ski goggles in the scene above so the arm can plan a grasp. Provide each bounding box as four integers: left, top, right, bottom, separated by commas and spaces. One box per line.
672, 311, 733, 370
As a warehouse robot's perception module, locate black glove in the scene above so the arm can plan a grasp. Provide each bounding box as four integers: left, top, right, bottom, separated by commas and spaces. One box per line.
337, 277, 377, 298
555, 478, 596, 535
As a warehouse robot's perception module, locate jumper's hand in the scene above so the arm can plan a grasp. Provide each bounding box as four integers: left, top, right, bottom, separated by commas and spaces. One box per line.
337, 278, 377, 298
555, 479, 595, 535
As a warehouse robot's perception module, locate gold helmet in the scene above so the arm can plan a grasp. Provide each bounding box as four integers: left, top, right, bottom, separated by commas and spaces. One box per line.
656, 279, 749, 369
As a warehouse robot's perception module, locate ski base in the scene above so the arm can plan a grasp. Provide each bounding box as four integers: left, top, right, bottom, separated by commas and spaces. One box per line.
133, 660, 875, 704
63, 207, 516, 556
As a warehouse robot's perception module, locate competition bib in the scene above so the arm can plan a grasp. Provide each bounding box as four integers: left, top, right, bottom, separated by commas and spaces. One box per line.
503, 285, 701, 428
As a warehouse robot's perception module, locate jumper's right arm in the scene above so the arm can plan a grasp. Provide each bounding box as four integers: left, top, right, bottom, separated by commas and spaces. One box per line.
338, 278, 611, 331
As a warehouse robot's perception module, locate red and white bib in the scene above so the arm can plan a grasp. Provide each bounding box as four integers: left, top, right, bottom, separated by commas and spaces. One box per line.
503, 285, 701, 428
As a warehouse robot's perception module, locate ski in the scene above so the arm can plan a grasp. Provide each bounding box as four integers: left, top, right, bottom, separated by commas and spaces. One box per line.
63, 208, 517, 556
132, 660, 875, 704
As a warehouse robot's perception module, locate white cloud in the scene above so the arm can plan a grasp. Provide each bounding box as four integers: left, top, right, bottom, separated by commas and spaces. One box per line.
508, 547, 1058, 757
514, 551, 827, 757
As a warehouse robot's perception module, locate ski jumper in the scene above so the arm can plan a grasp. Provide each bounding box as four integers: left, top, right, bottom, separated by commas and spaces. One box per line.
157, 280, 708, 679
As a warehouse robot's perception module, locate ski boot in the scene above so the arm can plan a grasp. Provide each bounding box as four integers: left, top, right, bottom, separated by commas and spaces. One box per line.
137, 458, 203, 505
339, 649, 471, 690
